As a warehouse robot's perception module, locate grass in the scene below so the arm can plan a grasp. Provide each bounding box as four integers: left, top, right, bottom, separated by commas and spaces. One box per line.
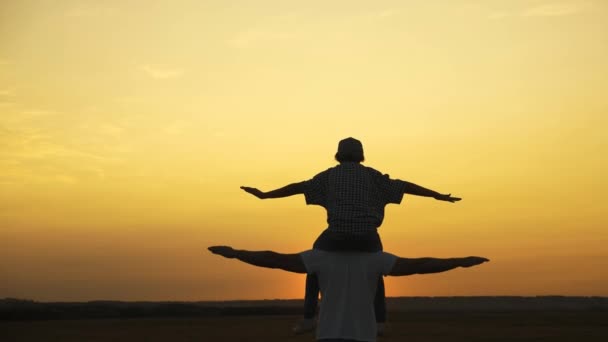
2, 311, 608, 341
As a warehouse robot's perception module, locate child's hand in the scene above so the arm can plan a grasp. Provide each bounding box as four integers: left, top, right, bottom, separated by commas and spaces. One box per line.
240, 186, 266, 199
434, 193, 461, 203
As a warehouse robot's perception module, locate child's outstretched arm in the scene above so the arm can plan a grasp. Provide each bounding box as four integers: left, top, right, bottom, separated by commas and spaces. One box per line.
240, 182, 305, 199
401, 181, 461, 203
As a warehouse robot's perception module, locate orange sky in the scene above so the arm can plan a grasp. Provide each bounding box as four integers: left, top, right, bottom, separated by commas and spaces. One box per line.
1, 0, 607, 301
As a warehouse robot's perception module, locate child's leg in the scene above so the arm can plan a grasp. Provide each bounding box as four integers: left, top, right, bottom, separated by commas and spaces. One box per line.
312, 229, 338, 250
374, 276, 386, 323
294, 274, 319, 334
303, 273, 319, 319
301, 230, 333, 320
313, 229, 383, 252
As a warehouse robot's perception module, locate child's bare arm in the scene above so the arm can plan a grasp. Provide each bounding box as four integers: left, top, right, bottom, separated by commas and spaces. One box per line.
241, 182, 305, 199
402, 181, 461, 203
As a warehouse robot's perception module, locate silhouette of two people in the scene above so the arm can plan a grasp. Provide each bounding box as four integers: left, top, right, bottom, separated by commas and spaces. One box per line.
240, 138, 461, 332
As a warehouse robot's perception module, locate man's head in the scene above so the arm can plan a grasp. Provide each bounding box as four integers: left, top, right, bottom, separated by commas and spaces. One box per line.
335, 137, 364, 163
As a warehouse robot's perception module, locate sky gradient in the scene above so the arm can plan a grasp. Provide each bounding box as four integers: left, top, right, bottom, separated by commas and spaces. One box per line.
1, 0, 607, 301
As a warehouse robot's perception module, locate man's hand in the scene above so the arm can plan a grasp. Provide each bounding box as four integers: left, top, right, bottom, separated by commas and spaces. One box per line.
208, 246, 238, 259
460, 256, 490, 268
240, 186, 267, 199
434, 193, 461, 203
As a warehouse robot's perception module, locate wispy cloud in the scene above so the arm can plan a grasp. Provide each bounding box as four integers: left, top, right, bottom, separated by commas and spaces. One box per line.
227, 29, 296, 48
0, 113, 124, 186
65, 6, 118, 18
0, 131, 117, 185
99, 123, 125, 137
486, 2, 591, 20
522, 3, 589, 17
0, 109, 56, 126
164, 120, 188, 135
375, 9, 398, 18
3, 138, 117, 163
0, 88, 16, 97
114, 96, 146, 104
20, 109, 56, 117
487, 11, 512, 20
139, 64, 184, 79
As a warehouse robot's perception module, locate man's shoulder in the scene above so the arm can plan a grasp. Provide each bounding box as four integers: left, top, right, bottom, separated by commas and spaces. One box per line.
321, 251, 398, 274
301, 250, 394, 258
300, 249, 364, 260
301, 251, 397, 275
299, 249, 320, 257
299, 249, 327, 264
299, 249, 332, 273
304, 250, 391, 260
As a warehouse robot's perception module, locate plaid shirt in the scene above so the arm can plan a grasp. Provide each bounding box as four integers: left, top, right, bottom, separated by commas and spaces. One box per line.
303, 162, 407, 235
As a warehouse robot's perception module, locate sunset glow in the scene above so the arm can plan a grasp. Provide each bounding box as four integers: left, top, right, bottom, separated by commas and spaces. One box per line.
1, 0, 607, 301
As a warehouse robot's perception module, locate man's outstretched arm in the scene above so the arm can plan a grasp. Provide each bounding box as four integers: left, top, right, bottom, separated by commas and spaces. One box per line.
389, 256, 489, 276
240, 182, 305, 199
208, 246, 307, 273
401, 180, 461, 203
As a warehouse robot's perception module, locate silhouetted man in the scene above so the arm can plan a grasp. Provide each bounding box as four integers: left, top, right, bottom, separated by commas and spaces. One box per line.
241, 137, 461, 333
209, 246, 488, 342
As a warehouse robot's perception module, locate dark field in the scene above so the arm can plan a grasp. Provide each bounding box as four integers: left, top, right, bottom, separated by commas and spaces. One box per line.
3, 311, 608, 342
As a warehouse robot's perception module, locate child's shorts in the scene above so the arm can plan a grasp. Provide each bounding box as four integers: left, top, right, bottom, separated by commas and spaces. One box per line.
312, 229, 382, 252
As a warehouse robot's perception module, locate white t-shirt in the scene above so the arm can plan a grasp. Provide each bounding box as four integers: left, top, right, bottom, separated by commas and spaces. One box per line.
300, 250, 397, 342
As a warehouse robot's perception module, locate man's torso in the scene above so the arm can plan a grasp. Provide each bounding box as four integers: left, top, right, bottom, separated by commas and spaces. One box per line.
300, 250, 397, 342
